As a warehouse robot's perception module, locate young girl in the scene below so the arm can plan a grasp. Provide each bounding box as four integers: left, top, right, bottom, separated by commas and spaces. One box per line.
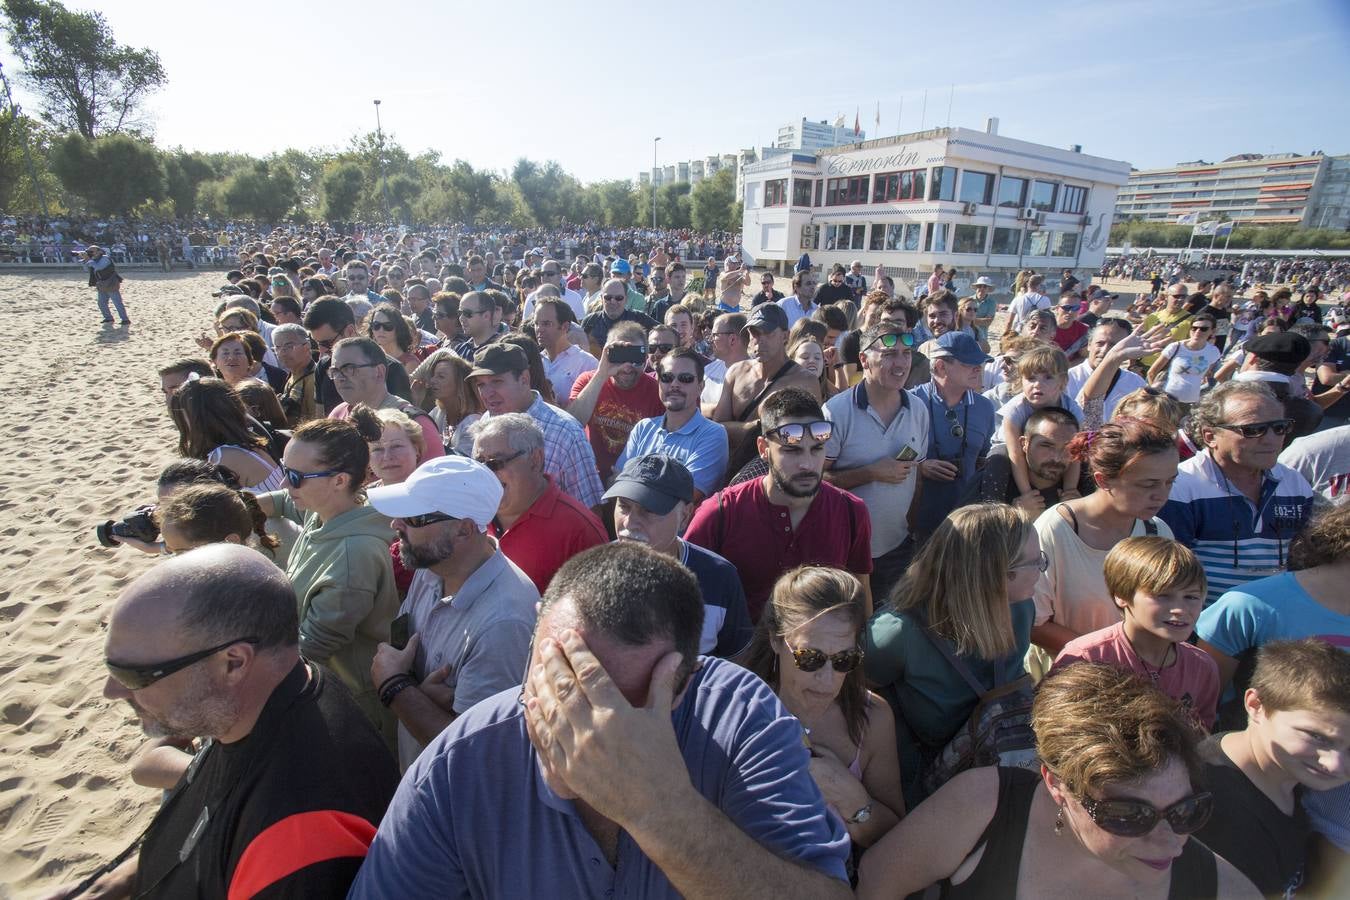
1054, 536, 1219, 729
998, 346, 1083, 502
1148, 313, 1220, 406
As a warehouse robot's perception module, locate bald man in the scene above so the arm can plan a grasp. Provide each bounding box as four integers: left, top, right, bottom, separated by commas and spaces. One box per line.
74, 545, 398, 899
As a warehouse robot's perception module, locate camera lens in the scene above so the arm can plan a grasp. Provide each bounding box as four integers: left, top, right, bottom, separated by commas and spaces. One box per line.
96, 521, 120, 548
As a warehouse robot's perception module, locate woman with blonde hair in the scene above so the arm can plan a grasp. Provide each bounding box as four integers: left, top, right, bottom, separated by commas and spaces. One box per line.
364, 405, 429, 597
741, 566, 904, 848
858, 663, 1258, 899
865, 503, 1041, 807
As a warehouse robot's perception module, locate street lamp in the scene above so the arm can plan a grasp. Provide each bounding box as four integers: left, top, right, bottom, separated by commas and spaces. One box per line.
374, 99, 391, 222
653, 137, 661, 230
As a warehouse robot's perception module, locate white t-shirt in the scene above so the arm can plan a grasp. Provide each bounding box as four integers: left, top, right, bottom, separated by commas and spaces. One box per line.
1008, 291, 1050, 330
1067, 360, 1146, 423
701, 357, 728, 407
1159, 342, 1220, 403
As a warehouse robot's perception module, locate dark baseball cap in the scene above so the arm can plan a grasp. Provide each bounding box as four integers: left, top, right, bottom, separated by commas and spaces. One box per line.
468, 343, 528, 379
743, 303, 789, 334
602, 454, 694, 515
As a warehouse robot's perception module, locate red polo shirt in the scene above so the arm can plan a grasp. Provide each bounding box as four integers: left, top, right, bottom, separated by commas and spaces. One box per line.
684, 476, 872, 622
488, 476, 608, 594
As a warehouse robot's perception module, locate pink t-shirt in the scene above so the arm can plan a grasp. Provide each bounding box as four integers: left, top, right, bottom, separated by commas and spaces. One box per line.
1054, 621, 1219, 730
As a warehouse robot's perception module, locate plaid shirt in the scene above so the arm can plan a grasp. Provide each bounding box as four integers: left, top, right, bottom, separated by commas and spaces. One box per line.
480, 392, 603, 508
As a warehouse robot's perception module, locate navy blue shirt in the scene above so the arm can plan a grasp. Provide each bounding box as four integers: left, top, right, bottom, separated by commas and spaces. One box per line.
680, 540, 753, 658
349, 658, 850, 898
907, 383, 996, 539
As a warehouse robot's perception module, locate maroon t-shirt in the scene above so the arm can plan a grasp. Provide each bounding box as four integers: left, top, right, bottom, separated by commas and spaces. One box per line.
684, 476, 872, 622
570, 370, 664, 480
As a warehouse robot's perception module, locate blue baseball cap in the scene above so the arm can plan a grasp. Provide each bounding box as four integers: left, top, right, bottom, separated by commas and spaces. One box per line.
930, 331, 992, 366
610, 258, 632, 275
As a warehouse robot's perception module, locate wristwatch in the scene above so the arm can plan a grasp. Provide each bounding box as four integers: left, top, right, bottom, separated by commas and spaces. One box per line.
845, 803, 873, 824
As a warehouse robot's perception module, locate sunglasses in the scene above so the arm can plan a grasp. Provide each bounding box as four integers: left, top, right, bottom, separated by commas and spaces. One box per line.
786, 642, 864, 673
459, 308, 486, 318
1078, 791, 1213, 838
765, 420, 833, 446
648, 343, 675, 354
868, 332, 915, 351
1190, 325, 1211, 332
475, 449, 525, 471
603, 294, 627, 301
106, 636, 258, 691
658, 372, 698, 384
370, 320, 396, 331
1010, 549, 1050, 574
279, 464, 341, 488
402, 511, 458, 528
1215, 419, 1294, 439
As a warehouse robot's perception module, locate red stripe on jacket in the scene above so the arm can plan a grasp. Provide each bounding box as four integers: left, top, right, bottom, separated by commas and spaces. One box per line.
227, 809, 377, 899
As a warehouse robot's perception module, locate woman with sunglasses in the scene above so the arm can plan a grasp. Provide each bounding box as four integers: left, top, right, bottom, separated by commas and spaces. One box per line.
857, 662, 1259, 899
366, 301, 421, 372
170, 377, 286, 494
1148, 314, 1220, 408
865, 503, 1040, 808
252, 409, 400, 745
740, 566, 904, 849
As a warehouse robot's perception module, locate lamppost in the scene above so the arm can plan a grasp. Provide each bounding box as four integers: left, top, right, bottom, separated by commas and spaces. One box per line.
652, 136, 661, 230
374, 99, 391, 222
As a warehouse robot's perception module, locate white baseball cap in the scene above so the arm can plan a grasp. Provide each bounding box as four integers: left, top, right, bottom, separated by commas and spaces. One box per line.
366, 456, 503, 532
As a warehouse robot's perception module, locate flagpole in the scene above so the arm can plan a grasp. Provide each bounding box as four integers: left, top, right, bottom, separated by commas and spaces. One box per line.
897, 96, 903, 134
920, 89, 927, 130
946, 84, 954, 127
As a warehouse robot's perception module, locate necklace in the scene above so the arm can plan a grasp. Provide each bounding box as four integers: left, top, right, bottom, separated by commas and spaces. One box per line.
1123, 627, 1173, 683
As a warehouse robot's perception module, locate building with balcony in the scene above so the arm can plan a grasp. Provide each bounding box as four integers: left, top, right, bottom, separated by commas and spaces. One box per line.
777, 117, 866, 153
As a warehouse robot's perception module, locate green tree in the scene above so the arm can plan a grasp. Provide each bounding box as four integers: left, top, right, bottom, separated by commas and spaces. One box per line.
321, 161, 365, 220
50, 131, 165, 214
2, 0, 167, 137
657, 182, 692, 230
162, 150, 215, 217
691, 169, 737, 232
592, 179, 639, 227
512, 158, 586, 225
222, 161, 298, 221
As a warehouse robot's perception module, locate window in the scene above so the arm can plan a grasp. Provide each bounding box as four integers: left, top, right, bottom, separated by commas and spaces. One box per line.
800, 224, 819, 250
824, 224, 866, 251
930, 166, 958, 201
873, 168, 926, 202
959, 171, 995, 206
997, 176, 1028, 208
825, 176, 870, 206
1050, 232, 1078, 257
904, 223, 921, 251
814, 180, 823, 207
1024, 230, 1051, 256
1030, 180, 1058, 212
792, 179, 814, 207
925, 222, 949, 253
952, 225, 987, 254
1061, 185, 1088, 214
991, 227, 1022, 255
765, 179, 787, 207
870, 226, 886, 251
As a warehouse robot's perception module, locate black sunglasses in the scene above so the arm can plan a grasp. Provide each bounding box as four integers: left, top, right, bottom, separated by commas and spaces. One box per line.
474, 449, 526, 471
402, 511, 458, 528
603, 294, 626, 301
648, 343, 675, 354
659, 372, 698, 384
370, 320, 396, 331
787, 642, 863, 673
1079, 791, 1213, 838
279, 464, 341, 488
945, 408, 965, 439
1215, 419, 1294, 439
106, 636, 259, 691
765, 420, 833, 446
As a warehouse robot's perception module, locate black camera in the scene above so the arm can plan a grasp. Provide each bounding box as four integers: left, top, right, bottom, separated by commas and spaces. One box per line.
97, 505, 160, 548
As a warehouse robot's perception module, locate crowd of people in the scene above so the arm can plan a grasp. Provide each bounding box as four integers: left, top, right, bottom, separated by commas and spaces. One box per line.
1102, 252, 1350, 295
51, 224, 1350, 899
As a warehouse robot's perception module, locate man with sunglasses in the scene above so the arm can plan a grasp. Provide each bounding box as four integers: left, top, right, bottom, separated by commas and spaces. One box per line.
908, 332, 997, 545
341, 260, 383, 323
1051, 295, 1090, 363
93, 545, 398, 899
616, 351, 729, 501
452, 290, 504, 362
753, 272, 784, 307
569, 322, 666, 483
823, 323, 931, 599
1160, 381, 1314, 605
367, 456, 539, 770
303, 297, 413, 415
700, 312, 749, 415
581, 277, 656, 358
523, 258, 586, 322
687, 388, 873, 622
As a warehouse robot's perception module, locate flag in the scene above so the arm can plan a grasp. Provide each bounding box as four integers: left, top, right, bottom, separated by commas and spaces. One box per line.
1193, 220, 1219, 236
1176, 212, 1199, 225
1215, 222, 1233, 237
854, 107, 860, 137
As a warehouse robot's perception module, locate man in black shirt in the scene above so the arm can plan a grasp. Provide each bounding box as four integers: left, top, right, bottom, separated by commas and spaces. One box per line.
582, 277, 656, 357
960, 406, 1087, 514
815, 263, 854, 305
83, 545, 398, 899
303, 296, 412, 413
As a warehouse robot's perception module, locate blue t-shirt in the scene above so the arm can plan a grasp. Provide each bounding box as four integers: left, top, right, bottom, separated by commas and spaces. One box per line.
680, 540, 753, 658
348, 658, 850, 899
908, 384, 996, 538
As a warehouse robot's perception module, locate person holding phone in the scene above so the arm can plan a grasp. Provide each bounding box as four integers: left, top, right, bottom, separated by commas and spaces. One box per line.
568, 321, 666, 483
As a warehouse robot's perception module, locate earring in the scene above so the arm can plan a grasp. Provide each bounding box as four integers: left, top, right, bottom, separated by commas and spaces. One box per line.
1054, 806, 1064, 836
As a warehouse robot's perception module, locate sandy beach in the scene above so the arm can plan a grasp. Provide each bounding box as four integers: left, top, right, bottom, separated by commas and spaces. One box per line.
0, 270, 222, 898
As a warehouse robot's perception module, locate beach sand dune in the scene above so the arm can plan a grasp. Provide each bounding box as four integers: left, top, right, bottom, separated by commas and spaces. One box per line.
0, 271, 221, 898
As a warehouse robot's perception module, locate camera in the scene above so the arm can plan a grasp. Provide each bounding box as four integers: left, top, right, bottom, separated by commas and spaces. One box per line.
608, 344, 647, 366
96, 505, 160, 548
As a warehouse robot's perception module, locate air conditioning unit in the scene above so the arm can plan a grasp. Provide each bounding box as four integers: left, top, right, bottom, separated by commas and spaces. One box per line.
1033, 211, 1046, 226
962, 201, 978, 215
1020, 206, 1038, 220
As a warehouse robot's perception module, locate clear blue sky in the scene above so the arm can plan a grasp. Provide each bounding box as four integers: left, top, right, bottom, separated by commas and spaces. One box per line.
3, 0, 1348, 182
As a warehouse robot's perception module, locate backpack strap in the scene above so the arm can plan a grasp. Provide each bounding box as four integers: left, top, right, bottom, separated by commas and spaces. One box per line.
912, 616, 990, 697
1143, 518, 1158, 536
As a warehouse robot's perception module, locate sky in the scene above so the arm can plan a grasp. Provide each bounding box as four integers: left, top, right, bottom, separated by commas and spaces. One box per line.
3, 0, 1349, 183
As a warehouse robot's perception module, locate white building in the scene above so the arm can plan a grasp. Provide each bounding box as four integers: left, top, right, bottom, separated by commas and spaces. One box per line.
777, 117, 866, 154
740, 123, 1130, 290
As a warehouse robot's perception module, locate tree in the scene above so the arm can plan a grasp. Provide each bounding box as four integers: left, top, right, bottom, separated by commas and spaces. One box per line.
2, 0, 167, 137
163, 150, 215, 218
512, 158, 585, 225
691, 169, 737, 232
656, 181, 692, 230
593, 179, 639, 227
50, 131, 165, 214
222, 161, 298, 221
321, 161, 364, 221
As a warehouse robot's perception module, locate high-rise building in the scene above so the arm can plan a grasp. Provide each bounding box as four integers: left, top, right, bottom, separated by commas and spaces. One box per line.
776, 117, 866, 153
1309, 155, 1350, 231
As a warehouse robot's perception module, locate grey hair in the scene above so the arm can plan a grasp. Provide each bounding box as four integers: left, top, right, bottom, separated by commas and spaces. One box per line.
223, 295, 262, 317
1189, 380, 1278, 440
1023, 309, 1056, 331
271, 322, 308, 344
470, 412, 544, 456
536, 283, 561, 298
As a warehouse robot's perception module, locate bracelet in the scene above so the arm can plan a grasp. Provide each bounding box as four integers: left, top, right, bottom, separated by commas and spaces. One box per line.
377, 672, 412, 695
379, 675, 417, 707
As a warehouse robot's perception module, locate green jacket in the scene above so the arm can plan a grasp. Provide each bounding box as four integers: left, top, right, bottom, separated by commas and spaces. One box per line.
266, 491, 399, 745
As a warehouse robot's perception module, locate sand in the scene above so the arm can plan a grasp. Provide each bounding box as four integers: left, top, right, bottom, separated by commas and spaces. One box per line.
0, 270, 221, 898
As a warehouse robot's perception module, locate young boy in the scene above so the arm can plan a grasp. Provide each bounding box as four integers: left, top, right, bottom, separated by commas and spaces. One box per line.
997, 345, 1083, 500
1054, 536, 1219, 728
1194, 639, 1350, 896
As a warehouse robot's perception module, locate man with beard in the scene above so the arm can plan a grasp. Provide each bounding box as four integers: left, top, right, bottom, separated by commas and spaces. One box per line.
367, 456, 539, 769
961, 406, 1086, 513
910, 289, 958, 345
778, 269, 820, 328
686, 388, 873, 622
84, 545, 397, 898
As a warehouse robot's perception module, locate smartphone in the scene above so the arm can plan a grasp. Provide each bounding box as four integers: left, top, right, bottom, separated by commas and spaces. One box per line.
896, 445, 919, 462
390, 613, 411, 650
609, 344, 646, 365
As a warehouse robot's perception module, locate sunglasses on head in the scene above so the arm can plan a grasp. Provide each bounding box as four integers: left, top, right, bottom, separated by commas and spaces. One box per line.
658, 371, 698, 384
868, 332, 915, 351
787, 642, 863, 673
402, 511, 458, 528
765, 420, 833, 446
279, 464, 341, 488
1079, 791, 1213, 838
106, 636, 258, 691
1215, 419, 1293, 439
